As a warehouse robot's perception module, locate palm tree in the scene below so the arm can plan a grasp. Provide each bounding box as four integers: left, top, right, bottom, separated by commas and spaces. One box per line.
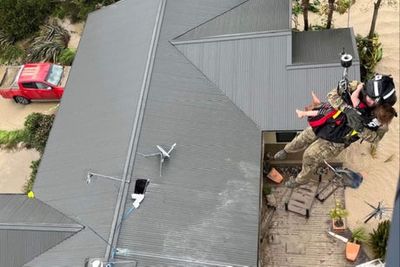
326, 0, 335, 29
368, 0, 382, 39
302, 0, 310, 31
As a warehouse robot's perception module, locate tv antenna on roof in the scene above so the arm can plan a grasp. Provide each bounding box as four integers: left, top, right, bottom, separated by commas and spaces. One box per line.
138, 143, 176, 176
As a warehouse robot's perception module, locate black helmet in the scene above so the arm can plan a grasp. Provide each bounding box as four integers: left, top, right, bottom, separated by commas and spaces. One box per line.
364, 74, 397, 106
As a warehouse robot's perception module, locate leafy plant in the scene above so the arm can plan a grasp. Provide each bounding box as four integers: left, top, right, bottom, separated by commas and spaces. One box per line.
0, 44, 25, 64
329, 200, 349, 227
0, 0, 54, 41
0, 30, 14, 46
23, 159, 41, 194
0, 129, 26, 149
0, 113, 55, 154
350, 227, 368, 244
53, 0, 120, 23
369, 220, 391, 259
263, 183, 272, 195
24, 113, 55, 154
26, 22, 70, 63
58, 48, 76, 66
356, 34, 383, 81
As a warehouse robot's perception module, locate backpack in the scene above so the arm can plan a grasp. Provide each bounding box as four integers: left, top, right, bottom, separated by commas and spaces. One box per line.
308, 102, 376, 145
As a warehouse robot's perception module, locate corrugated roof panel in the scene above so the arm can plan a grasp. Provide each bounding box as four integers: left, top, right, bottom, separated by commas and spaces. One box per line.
174, 0, 290, 42
115, 0, 260, 266
30, 0, 163, 265
0, 230, 74, 267
292, 28, 359, 64
175, 31, 360, 131
0, 195, 77, 225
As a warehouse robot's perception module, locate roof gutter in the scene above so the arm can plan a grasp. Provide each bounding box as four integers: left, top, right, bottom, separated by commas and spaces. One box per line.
104, 0, 166, 260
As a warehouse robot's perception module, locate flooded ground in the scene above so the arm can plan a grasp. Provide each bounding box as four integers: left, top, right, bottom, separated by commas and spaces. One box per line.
0, 149, 40, 193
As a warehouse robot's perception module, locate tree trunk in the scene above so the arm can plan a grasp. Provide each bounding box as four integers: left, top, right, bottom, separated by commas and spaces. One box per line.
368, 0, 382, 39
326, 0, 335, 29
302, 0, 310, 31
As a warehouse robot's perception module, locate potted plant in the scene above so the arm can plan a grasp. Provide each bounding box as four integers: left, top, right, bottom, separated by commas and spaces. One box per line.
329, 200, 349, 232
346, 227, 368, 262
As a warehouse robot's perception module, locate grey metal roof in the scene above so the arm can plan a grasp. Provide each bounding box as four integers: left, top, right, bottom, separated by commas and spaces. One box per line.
292, 28, 359, 64
29, 0, 164, 265
114, 0, 260, 266
0, 195, 80, 267
24, 0, 260, 266
1, 229, 75, 267
4, 0, 362, 265
174, 29, 360, 130
174, 0, 290, 42
0, 194, 78, 225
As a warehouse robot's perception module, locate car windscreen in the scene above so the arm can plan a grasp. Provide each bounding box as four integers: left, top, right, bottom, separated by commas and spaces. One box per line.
46, 64, 63, 85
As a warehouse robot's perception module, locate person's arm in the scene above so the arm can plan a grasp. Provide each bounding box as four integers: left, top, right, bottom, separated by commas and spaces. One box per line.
357, 125, 388, 144
328, 80, 367, 132
350, 83, 363, 108
327, 80, 360, 111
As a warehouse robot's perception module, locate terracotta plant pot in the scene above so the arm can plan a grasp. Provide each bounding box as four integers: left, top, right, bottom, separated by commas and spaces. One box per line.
332, 218, 346, 232
346, 241, 361, 261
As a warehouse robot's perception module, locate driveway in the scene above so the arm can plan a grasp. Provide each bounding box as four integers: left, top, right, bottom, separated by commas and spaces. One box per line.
0, 97, 57, 193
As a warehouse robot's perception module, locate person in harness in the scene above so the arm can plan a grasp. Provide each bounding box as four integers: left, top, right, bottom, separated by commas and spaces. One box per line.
274, 73, 397, 188
296, 89, 397, 146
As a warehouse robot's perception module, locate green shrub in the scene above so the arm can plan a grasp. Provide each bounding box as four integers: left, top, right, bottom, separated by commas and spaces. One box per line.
0, 130, 26, 148
0, 44, 25, 64
24, 113, 55, 154
356, 34, 383, 81
23, 159, 41, 194
26, 22, 70, 63
0, 0, 54, 41
53, 0, 120, 23
263, 183, 272, 195
0, 30, 14, 46
58, 48, 76, 65
369, 220, 390, 259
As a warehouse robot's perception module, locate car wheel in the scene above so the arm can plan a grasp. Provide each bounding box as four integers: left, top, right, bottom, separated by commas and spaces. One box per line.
14, 96, 30, 105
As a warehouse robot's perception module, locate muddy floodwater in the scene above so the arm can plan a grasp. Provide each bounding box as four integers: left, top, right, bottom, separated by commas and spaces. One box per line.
0, 149, 40, 193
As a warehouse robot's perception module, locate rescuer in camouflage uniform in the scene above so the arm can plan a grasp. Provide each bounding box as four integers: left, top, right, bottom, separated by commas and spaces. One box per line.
275, 76, 397, 188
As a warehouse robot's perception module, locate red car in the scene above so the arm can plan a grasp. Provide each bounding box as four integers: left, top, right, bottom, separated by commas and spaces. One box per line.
0, 63, 70, 104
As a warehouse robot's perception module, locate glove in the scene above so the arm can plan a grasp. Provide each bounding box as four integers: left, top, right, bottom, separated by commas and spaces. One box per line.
343, 107, 364, 132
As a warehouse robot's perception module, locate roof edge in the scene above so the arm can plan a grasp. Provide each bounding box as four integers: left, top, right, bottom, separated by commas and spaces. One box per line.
0, 222, 83, 232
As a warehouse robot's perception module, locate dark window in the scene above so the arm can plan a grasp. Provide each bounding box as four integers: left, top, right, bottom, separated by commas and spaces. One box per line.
22, 82, 37, 89
36, 82, 51, 89
276, 131, 297, 142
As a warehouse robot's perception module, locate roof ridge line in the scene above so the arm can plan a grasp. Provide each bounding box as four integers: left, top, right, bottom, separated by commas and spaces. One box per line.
104, 0, 167, 260
172, 0, 249, 41
171, 29, 290, 45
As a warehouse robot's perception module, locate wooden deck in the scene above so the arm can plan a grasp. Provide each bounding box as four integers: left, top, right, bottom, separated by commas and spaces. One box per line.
260, 165, 369, 266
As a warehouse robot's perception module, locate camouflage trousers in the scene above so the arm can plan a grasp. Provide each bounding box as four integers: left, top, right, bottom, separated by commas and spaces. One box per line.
284, 127, 346, 183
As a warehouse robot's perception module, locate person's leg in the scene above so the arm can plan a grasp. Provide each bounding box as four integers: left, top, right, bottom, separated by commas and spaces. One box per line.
287, 139, 345, 187
274, 126, 317, 160
296, 109, 318, 118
